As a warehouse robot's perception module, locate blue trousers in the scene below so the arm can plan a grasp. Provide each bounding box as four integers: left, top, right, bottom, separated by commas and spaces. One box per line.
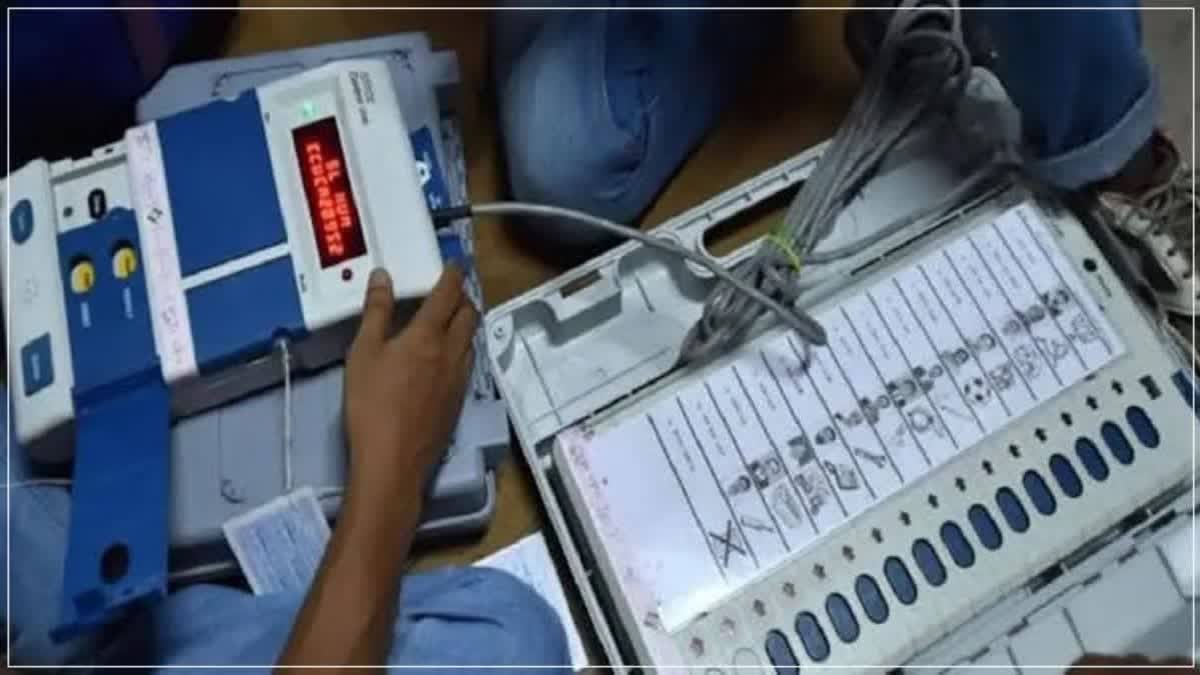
2, 398, 570, 670
495, 6, 1158, 247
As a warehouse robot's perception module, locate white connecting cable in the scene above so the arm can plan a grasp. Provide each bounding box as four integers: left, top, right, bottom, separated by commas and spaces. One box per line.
681, 0, 983, 364
278, 337, 295, 494
438, 1, 999, 365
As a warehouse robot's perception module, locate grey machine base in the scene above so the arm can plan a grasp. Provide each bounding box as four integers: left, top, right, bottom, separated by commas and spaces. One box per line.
137, 34, 508, 583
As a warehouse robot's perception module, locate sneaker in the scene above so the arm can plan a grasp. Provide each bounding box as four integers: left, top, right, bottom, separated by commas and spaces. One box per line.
1096, 133, 1198, 321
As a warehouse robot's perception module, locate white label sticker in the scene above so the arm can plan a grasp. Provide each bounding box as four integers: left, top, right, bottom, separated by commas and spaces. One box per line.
126, 123, 197, 382
222, 487, 331, 595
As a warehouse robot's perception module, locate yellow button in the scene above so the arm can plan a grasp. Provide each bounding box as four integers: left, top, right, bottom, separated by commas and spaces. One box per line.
70, 258, 96, 294
112, 245, 138, 279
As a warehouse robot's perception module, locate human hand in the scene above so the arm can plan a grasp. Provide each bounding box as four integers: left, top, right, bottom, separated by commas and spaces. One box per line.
343, 265, 477, 501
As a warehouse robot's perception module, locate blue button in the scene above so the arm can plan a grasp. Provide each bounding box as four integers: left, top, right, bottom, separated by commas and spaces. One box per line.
1172, 370, 1199, 417
968, 504, 1003, 550
855, 574, 889, 624
1075, 437, 1109, 481
995, 487, 1029, 533
1048, 454, 1083, 498
1022, 469, 1056, 515
1125, 406, 1160, 448
794, 611, 830, 662
1101, 421, 1135, 465
940, 521, 975, 568
883, 556, 917, 605
912, 538, 946, 586
825, 593, 859, 643
765, 629, 799, 675
10, 198, 33, 244
20, 333, 54, 396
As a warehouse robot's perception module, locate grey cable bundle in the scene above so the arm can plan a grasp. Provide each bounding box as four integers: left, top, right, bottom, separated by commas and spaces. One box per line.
678, 0, 980, 365
452, 2, 999, 367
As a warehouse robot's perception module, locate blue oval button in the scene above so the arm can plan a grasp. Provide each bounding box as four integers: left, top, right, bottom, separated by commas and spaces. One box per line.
1022, 469, 1057, 515
1101, 421, 1135, 465
995, 487, 1029, 533
794, 611, 830, 662
968, 504, 1003, 550
883, 556, 917, 605
912, 538, 947, 586
1125, 406, 1160, 449
940, 521, 975, 568
10, 199, 33, 244
825, 593, 859, 643
1075, 437, 1109, 481
765, 629, 799, 675
855, 574, 889, 624
1049, 454, 1083, 498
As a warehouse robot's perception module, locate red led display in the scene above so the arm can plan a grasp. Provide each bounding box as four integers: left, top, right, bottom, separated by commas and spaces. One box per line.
292, 117, 366, 268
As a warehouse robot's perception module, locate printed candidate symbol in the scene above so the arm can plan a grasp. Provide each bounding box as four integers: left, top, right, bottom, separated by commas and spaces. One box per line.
887, 377, 919, 408
1013, 344, 1042, 379
988, 363, 1015, 392
748, 456, 785, 489
1024, 304, 1047, 325
835, 409, 865, 428
938, 401, 974, 423
1042, 287, 1072, 316
963, 375, 993, 406
941, 347, 971, 371
739, 513, 776, 534
853, 446, 887, 469
771, 484, 804, 529
910, 366, 935, 394
907, 406, 936, 433
860, 397, 881, 425
1070, 313, 1100, 343
727, 475, 753, 497
884, 423, 909, 449
824, 460, 861, 491
795, 469, 830, 516
970, 332, 998, 354
1001, 317, 1023, 337
790, 435, 816, 466
708, 519, 747, 568
1036, 336, 1070, 362
814, 426, 838, 445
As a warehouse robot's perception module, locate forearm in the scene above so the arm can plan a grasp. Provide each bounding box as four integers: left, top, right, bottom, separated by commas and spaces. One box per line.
276, 475, 423, 671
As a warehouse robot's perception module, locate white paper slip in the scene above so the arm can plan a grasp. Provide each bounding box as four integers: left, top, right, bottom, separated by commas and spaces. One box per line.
559, 203, 1126, 631
477, 532, 590, 670
223, 487, 331, 596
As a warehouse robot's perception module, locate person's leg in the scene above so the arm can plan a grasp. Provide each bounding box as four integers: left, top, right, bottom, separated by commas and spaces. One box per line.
976, 3, 1196, 323
493, 9, 772, 249
386, 566, 571, 670
0, 400, 106, 666
972, 3, 1159, 190
96, 566, 568, 671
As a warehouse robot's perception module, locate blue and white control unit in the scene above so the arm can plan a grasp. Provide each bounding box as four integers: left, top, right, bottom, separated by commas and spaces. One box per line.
2, 60, 442, 637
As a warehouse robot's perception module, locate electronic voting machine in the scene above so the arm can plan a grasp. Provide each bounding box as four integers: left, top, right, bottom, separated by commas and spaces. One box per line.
2, 59, 442, 636
485, 70, 1198, 671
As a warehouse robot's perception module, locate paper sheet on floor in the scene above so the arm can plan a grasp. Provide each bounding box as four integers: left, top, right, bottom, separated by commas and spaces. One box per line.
558, 203, 1126, 631
477, 532, 589, 670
